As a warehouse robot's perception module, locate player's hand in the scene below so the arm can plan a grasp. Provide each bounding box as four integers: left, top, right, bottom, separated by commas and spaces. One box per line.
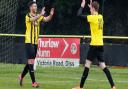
41, 7, 46, 16
50, 8, 54, 16
90, 0, 92, 5
81, 0, 86, 8
88, 4, 91, 9
88, 0, 92, 9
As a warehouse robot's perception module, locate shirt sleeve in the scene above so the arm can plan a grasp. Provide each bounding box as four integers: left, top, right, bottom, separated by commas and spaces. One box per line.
77, 7, 88, 20
26, 15, 30, 22
87, 15, 93, 22
38, 16, 44, 22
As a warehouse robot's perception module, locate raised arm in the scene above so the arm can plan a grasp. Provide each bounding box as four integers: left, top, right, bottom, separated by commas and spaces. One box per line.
29, 7, 45, 22
43, 8, 54, 22
77, 0, 87, 18
88, 0, 93, 14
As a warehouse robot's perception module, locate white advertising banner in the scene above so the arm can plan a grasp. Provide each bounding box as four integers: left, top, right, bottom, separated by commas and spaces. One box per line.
34, 38, 80, 68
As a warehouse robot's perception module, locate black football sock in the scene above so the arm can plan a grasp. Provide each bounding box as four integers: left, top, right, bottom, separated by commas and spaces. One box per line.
80, 67, 89, 88
103, 67, 115, 88
29, 64, 36, 83
21, 64, 29, 79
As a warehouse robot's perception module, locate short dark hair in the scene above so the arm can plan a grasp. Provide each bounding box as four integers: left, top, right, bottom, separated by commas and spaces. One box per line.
28, 1, 36, 8
92, 1, 99, 12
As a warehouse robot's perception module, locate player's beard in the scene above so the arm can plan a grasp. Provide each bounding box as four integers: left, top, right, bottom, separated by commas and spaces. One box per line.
32, 9, 37, 14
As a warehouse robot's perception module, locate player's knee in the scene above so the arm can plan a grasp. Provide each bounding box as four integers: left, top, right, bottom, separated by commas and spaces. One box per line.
85, 60, 92, 68
28, 59, 35, 64
99, 62, 106, 69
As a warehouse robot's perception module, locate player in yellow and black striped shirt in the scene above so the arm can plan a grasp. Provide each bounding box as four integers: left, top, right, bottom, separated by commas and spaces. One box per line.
72, 0, 116, 89
18, 1, 54, 88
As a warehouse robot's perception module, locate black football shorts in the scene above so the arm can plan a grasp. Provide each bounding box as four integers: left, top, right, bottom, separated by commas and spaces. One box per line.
87, 46, 104, 62
25, 43, 37, 59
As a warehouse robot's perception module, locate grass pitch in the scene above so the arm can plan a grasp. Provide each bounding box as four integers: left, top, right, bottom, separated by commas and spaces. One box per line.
0, 64, 128, 89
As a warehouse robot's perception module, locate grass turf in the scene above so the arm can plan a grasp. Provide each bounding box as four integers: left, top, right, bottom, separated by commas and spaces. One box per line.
0, 64, 128, 89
